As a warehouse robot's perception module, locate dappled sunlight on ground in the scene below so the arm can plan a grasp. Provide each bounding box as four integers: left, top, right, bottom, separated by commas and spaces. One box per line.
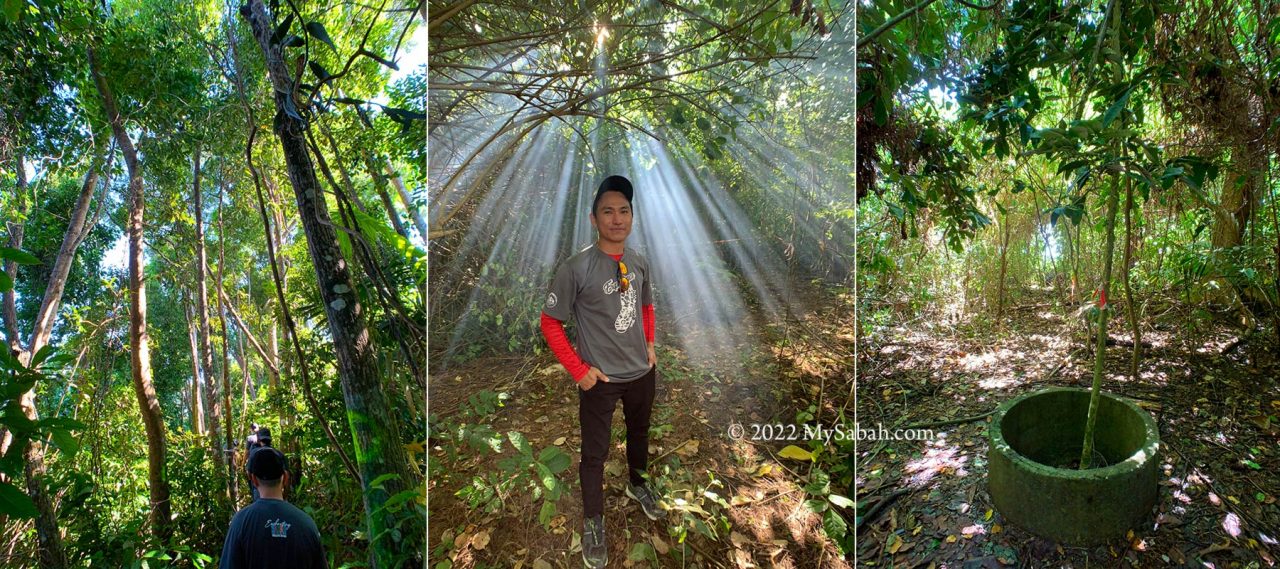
902, 439, 971, 488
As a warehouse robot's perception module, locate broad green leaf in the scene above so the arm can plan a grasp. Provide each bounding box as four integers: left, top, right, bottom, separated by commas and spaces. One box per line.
0, 272, 11, 293
0, 247, 39, 265
829, 494, 854, 509
271, 12, 295, 45
305, 22, 337, 51
507, 431, 532, 457
0, 481, 36, 518
1102, 87, 1132, 128
50, 429, 79, 457
538, 446, 571, 474
823, 508, 849, 540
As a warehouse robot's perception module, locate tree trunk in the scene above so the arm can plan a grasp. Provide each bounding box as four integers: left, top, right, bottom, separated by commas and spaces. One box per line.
89, 47, 172, 541
1122, 179, 1141, 380
191, 149, 231, 504
1081, 176, 1121, 470
996, 198, 1010, 324
3, 151, 26, 351
241, 3, 418, 565
10, 145, 105, 569
1210, 147, 1260, 250
362, 149, 409, 239
186, 305, 206, 434
385, 159, 427, 241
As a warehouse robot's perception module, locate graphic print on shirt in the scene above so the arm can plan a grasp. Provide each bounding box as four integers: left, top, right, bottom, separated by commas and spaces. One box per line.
602, 271, 637, 333
265, 518, 292, 538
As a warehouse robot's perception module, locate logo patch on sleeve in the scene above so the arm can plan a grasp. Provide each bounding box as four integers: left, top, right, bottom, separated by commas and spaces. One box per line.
546, 293, 558, 309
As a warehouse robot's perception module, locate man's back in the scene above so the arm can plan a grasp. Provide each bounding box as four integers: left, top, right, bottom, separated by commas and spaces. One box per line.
219, 498, 325, 569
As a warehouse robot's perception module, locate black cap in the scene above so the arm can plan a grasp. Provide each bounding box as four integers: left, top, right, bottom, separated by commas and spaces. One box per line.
257, 427, 272, 442
247, 447, 288, 481
592, 175, 634, 213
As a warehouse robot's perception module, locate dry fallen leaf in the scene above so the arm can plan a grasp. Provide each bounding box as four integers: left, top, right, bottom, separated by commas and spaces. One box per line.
553, 436, 567, 446
945, 535, 957, 544
472, 529, 491, 550
532, 559, 553, 569
676, 440, 700, 456
652, 534, 670, 554
730, 531, 749, 547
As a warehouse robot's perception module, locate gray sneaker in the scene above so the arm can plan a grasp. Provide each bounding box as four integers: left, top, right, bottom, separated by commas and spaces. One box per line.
625, 483, 666, 521
582, 515, 607, 568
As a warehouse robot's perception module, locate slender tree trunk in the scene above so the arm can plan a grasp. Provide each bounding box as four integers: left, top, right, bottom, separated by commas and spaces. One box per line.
997, 199, 1010, 324
385, 159, 427, 241
191, 149, 231, 504
89, 47, 172, 541
242, 4, 418, 564
186, 305, 206, 433
3, 151, 26, 351
1122, 178, 1141, 380
362, 149, 409, 239
1081, 176, 1121, 469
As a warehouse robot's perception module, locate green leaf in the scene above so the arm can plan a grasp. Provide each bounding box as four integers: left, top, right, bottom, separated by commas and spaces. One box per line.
309, 61, 331, 81
305, 22, 337, 51
829, 494, 855, 509
695, 117, 711, 130
627, 543, 656, 562
823, 508, 849, 540
507, 431, 532, 457
539, 447, 571, 474
0, 247, 39, 265
538, 499, 556, 526
535, 462, 555, 491
281, 35, 306, 48
28, 346, 54, 368
271, 12, 295, 45
368, 473, 399, 490
1102, 87, 1132, 128
1243, 459, 1261, 470
0, 481, 36, 518
0, 272, 10, 294
50, 429, 79, 457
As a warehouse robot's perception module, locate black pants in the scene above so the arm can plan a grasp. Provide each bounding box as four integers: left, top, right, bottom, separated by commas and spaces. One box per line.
578, 365, 656, 518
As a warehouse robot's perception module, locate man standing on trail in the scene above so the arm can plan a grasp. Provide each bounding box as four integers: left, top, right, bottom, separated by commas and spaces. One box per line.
541, 175, 666, 568
219, 447, 326, 568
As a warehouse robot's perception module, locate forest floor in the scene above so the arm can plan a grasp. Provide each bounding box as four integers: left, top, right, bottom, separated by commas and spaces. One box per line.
856, 286, 1280, 568
428, 282, 854, 568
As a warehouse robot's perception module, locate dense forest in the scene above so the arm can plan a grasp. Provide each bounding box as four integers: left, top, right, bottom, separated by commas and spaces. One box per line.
428, 0, 854, 567
857, 0, 1279, 566
1, 0, 426, 566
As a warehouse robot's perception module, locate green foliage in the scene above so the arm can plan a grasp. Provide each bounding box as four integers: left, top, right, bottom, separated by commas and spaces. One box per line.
453, 430, 571, 530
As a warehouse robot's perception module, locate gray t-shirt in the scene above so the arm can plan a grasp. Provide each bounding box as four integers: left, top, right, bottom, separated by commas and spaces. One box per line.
544, 244, 653, 383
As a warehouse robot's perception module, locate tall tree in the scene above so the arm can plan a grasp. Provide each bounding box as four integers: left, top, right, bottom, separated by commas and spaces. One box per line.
191, 148, 231, 504
240, 2, 418, 565
88, 47, 172, 542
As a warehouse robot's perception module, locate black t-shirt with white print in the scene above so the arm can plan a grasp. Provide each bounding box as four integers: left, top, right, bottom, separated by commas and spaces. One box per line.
219, 498, 325, 569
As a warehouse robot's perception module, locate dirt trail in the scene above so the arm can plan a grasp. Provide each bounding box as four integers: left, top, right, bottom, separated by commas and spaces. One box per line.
429, 283, 854, 568
856, 288, 1280, 567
